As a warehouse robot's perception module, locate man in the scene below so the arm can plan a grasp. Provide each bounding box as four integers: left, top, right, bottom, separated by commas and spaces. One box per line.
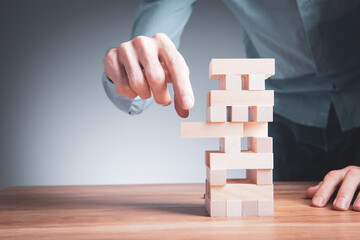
102, 0, 360, 211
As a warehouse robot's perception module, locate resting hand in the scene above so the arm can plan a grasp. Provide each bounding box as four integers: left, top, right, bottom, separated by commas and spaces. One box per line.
306, 166, 360, 211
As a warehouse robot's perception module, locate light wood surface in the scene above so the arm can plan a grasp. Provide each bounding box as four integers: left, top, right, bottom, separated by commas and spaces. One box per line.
1, 182, 360, 239
181, 122, 268, 138
208, 90, 274, 107
209, 58, 275, 79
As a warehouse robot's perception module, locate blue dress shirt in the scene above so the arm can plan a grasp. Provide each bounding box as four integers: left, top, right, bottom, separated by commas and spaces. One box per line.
102, 0, 360, 131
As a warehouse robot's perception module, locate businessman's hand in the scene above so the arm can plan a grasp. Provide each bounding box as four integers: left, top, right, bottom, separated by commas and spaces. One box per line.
306, 165, 360, 211
104, 33, 194, 118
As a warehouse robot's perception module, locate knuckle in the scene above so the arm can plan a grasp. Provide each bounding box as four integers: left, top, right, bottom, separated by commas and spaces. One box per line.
128, 72, 143, 85
129, 78, 144, 90
105, 48, 116, 59
324, 170, 339, 180
146, 69, 164, 84
347, 168, 360, 177
104, 48, 117, 65
154, 33, 175, 48
345, 165, 358, 170
117, 42, 131, 56
153, 33, 168, 41
133, 35, 148, 47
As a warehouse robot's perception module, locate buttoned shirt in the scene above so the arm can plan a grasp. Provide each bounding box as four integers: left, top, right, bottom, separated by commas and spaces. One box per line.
102, 0, 360, 131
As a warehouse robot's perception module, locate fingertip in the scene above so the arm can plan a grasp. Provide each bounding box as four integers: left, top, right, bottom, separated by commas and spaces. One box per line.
305, 188, 314, 199
160, 100, 172, 107
333, 197, 348, 211
180, 110, 189, 118
312, 196, 325, 207
306, 184, 321, 199
181, 95, 194, 110
176, 106, 189, 118
174, 98, 189, 118
353, 201, 360, 211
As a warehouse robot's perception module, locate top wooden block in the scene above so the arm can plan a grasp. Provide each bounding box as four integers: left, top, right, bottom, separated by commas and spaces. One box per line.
209, 59, 275, 80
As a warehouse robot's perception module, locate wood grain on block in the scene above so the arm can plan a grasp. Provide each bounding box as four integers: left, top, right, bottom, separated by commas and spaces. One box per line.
258, 200, 274, 216
242, 74, 266, 90
181, 122, 243, 138
247, 169, 273, 185
205, 196, 227, 217
243, 122, 268, 137
242, 201, 258, 217
208, 90, 274, 107
219, 137, 241, 153
227, 200, 242, 217
248, 137, 273, 153
210, 182, 273, 201
249, 106, 273, 122
207, 106, 227, 122
231, 106, 248, 122
205, 151, 273, 170
206, 167, 226, 186
219, 74, 242, 90
209, 59, 275, 80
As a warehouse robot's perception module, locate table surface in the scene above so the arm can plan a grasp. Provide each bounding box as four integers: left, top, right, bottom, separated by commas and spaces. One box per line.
0, 182, 359, 240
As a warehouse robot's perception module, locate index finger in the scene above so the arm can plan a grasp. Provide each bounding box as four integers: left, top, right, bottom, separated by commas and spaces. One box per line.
155, 34, 194, 110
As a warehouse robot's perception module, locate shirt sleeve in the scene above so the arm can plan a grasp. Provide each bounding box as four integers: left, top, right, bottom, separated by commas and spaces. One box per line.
103, 0, 197, 115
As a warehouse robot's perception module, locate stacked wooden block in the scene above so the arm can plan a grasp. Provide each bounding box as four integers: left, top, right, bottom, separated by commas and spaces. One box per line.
181, 59, 275, 217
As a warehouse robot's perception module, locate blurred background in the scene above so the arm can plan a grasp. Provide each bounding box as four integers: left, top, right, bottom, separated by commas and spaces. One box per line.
0, 0, 245, 190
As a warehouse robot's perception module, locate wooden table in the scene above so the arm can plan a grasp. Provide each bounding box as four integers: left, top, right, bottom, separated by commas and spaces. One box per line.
0, 182, 359, 239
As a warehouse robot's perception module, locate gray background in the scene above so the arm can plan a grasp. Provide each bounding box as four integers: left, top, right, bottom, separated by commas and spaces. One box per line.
0, 0, 245, 190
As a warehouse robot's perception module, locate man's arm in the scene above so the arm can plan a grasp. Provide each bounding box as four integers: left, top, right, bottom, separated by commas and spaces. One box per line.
103, 0, 197, 117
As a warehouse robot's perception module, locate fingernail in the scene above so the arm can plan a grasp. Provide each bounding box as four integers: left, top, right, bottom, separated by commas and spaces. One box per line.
335, 197, 347, 209
313, 196, 325, 206
182, 96, 194, 109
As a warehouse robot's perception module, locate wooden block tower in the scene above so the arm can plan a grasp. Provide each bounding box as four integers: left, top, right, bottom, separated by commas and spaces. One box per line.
181, 58, 275, 217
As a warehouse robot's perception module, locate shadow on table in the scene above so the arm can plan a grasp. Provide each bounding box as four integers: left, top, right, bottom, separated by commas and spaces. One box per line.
0, 191, 208, 217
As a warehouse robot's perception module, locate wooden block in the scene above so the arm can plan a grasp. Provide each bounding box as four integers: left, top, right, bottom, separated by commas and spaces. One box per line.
206, 167, 226, 186
242, 200, 258, 217
205, 151, 273, 170
231, 106, 248, 122
249, 106, 273, 122
209, 59, 275, 80
207, 106, 226, 122
181, 122, 268, 138
219, 74, 242, 90
181, 122, 243, 138
227, 200, 242, 217
242, 74, 266, 90
247, 169, 273, 185
205, 196, 227, 217
248, 137, 273, 153
209, 182, 273, 201
258, 200, 274, 216
219, 137, 241, 153
208, 90, 274, 107
243, 122, 268, 137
